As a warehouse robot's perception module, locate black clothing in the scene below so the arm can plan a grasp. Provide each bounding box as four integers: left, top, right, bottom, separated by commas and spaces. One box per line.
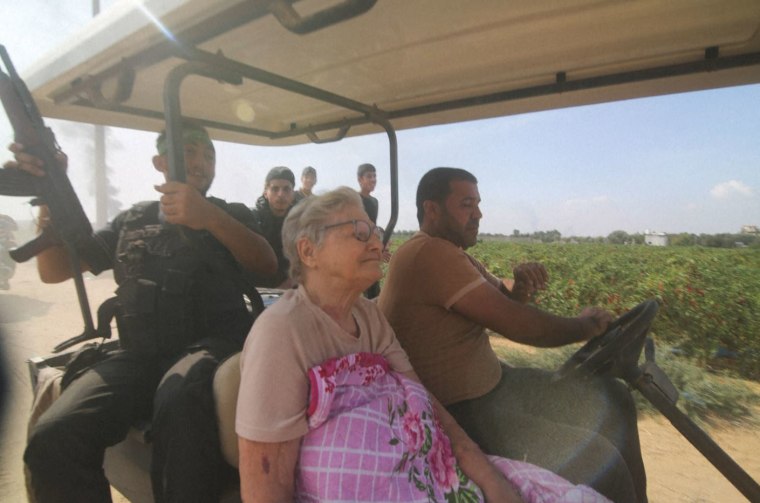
150, 338, 241, 503
25, 197, 258, 503
360, 193, 381, 298
447, 363, 647, 503
293, 189, 310, 204
27, 350, 175, 502
360, 193, 379, 224
104, 201, 254, 354
364, 281, 381, 299
249, 196, 291, 287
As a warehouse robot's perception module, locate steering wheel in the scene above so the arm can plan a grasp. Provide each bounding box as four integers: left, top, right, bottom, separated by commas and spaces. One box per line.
554, 299, 659, 381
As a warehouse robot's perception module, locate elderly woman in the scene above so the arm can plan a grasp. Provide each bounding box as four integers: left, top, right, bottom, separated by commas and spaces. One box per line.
235, 187, 607, 503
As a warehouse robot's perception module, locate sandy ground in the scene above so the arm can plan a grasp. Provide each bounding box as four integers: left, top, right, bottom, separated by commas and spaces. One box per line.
1, 260, 758, 502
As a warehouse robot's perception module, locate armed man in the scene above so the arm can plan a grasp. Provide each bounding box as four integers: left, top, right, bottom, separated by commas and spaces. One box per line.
5, 120, 277, 503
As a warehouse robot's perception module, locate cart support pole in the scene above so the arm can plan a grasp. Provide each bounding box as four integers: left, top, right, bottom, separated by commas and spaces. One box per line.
634, 374, 760, 501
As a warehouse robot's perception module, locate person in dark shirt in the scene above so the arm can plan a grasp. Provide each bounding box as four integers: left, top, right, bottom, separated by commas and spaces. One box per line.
357, 163, 379, 224
250, 166, 296, 288
294, 166, 317, 203
357, 163, 386, 298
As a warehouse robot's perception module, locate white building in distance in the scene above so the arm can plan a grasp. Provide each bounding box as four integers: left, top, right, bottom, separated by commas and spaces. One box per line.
644, 230, 668, 246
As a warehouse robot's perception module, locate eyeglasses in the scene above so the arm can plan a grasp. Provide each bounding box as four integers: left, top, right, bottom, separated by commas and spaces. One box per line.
322, 219, 384, 243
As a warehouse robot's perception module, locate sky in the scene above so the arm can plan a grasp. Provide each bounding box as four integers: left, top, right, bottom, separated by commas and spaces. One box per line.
0, 1, 758, 238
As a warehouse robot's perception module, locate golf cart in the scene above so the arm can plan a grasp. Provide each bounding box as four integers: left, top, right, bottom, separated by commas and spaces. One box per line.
7, 0, 760, 501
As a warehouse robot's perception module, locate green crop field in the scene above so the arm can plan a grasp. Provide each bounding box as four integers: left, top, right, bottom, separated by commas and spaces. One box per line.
468, 241, 760, 381
387, 238, 760, 381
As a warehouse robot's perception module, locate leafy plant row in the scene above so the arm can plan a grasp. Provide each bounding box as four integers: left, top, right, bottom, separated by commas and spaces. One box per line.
469, 242, 760, 380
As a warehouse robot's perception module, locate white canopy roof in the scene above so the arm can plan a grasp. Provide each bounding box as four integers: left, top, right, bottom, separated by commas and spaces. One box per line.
22, 0, 760, 146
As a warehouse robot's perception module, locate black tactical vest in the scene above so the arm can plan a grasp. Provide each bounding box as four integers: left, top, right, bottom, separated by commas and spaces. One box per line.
112, 201, 250, 356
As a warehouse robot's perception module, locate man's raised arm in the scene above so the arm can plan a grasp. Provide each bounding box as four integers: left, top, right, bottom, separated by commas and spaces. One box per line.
155, 181, 277, 277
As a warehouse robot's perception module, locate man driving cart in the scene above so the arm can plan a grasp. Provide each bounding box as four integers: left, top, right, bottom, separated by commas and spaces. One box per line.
379, 167, 648, 503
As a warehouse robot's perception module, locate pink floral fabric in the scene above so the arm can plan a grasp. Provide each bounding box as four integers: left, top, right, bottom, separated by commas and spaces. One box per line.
296, 352, 610, 503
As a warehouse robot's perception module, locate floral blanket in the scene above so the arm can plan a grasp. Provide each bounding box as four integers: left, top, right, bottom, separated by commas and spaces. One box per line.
295, 352, 610, 503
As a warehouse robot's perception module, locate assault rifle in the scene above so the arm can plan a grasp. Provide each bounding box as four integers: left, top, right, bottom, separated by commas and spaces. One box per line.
0, 44, 95, 261
0, 44, 102, 352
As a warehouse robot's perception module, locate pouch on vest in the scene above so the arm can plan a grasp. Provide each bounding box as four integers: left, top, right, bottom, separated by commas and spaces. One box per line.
116, 278, 161, 355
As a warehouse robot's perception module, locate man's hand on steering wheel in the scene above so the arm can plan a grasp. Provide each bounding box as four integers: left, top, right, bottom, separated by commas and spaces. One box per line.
556, 300, 659, 381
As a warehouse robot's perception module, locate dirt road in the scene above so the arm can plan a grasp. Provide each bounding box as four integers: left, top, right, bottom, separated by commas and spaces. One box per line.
1, 260, 758, 502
